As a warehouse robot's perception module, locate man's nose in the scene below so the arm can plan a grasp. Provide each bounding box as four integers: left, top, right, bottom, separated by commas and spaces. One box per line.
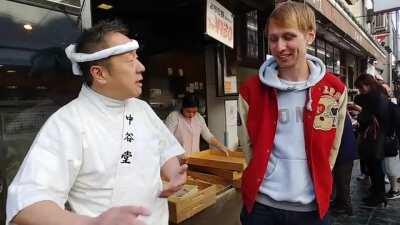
137, 60, 146, 73
276, 39, 286, 51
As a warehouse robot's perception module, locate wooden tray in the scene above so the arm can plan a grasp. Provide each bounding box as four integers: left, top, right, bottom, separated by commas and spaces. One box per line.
189, 165, 242, 181
188, 171, 231, 194
168, 178, 217, 223
232, 174, 242, 189
187, 149, 246, 172
168, 184, 198, 201
209, 149, 245, 158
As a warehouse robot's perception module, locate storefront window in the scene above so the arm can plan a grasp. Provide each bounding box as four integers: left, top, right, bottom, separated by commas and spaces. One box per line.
28, 0, 81, 7
325, 43, 334, 73
307, 41, 316, 56
334, 47, 341, 74
11, 0, 81, 15
348, 66, 355, 89
58, 0, 81, 7
0, 0, 81, 191
246, 10, 258, 58
316, 39, 325, 63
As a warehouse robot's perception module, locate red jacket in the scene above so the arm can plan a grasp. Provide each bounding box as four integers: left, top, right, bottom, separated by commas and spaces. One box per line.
239, 73, 347, 218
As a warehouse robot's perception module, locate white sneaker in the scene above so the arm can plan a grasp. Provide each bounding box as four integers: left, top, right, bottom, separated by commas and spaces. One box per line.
387, 191, 400, 200
357, 174, 368, 181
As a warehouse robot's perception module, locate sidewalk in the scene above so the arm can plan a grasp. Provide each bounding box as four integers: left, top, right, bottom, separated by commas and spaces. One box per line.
332, 160, 400, 225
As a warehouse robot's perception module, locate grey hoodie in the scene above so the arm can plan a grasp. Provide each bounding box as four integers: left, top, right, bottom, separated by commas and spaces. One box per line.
259, 54, 326, 90
256, 54, 327, 211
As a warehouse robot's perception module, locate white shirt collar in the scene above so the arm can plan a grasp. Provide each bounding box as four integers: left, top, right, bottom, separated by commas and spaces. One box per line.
80, 85, 130, 114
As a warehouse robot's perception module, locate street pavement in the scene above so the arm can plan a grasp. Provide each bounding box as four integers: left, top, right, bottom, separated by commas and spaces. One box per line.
331, 160, 400, 225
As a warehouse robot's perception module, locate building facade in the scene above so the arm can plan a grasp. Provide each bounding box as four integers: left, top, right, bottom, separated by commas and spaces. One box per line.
0, 1, 395, 223
304, 0, 387, 92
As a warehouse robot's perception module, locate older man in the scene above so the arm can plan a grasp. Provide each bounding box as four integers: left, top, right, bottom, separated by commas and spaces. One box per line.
7, 20, 186, 225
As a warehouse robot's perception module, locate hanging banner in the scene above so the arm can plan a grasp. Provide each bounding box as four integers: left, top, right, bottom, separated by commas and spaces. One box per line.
224, 100, 238, 149
206, 0, 234, 48
374, 33, 390, 45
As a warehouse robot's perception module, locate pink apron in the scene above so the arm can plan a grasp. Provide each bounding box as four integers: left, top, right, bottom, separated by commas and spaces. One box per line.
173, 113, 203, 155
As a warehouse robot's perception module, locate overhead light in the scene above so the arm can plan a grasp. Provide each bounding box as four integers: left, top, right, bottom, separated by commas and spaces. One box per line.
6, 70, 16, 73
35, 86, 48, 90
97, 3, 113, 10
24, 24, 33, 30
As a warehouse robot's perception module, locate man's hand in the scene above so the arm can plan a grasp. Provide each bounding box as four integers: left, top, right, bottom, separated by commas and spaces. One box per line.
347, 103, 362, 112
90, 206, 151, 225
159, 164, 188, 198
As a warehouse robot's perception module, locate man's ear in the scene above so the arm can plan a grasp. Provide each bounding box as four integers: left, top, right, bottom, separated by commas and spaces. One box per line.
90, 65, 108, 85
306, 30, 316, 45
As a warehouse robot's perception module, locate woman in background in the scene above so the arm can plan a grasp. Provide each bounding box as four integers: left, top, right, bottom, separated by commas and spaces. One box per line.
165, 93, 230, 156
380, 80, 400, 200
355, 74, 389, 206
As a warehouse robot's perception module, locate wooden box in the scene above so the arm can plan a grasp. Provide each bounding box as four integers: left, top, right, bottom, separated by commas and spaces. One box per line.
188, 171, 231, 194
189, 165, 242, 181
168, 178, 217, 223
187, 149, 246, 172
232, 175, 242, 189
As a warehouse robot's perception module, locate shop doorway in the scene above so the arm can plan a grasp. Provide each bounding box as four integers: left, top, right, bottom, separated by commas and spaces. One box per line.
92, 0, 208, 119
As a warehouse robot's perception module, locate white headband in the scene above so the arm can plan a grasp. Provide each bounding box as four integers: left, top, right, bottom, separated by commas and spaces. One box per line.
65, 40, 139, 76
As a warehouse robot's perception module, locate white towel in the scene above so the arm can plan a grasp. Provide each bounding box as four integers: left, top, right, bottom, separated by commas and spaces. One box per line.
65, 40, 139, 76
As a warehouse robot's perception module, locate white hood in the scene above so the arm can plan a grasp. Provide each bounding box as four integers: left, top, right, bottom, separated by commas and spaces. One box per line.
259, 54, 326, 91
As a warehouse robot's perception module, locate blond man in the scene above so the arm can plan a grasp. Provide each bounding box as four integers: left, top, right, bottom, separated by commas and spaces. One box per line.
239, 2, 347, 225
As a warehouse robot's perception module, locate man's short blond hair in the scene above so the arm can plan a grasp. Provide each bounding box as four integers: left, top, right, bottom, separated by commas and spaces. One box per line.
269, 1, 316, 33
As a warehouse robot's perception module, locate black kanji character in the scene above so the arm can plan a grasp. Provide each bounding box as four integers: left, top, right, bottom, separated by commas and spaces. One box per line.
126, 114, 133, 125
121, 150, 133, 164
124, 132, 134, 143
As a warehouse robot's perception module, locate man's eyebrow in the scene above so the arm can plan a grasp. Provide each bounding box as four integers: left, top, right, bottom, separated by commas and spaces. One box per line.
268, 31, 297, 36
282, 31, 297, 35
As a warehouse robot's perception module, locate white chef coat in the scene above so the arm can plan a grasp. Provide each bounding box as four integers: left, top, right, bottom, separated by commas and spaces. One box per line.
6, 85, 184, 225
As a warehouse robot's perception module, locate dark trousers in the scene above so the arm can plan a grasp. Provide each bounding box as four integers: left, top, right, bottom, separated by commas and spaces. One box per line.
360, 159, 368, 175
365, 158, 385, 198
333, 161, 354, 209
240, 202, 330, 225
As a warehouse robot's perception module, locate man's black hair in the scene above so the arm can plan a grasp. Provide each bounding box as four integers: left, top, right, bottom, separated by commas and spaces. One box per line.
75, 20, 128, 86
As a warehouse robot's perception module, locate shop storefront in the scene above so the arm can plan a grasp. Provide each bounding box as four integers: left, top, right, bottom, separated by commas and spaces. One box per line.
5, 0, 390, 223
91, 0, 273, 149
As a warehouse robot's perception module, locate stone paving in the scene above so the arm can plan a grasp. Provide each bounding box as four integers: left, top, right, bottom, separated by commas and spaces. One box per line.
331, 160, 400, 225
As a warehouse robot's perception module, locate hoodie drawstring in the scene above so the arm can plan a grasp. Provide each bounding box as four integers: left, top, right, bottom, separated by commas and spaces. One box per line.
306, 87, 313, 111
